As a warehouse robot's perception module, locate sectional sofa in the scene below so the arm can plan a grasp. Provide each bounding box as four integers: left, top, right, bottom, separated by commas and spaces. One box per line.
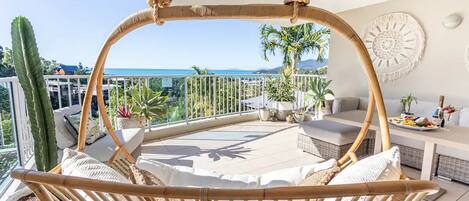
332, 97, 469, 183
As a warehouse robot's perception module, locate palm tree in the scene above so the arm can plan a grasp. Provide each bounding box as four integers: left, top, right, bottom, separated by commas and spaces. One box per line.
191, 65, 210, 75
260, 23, 330, 72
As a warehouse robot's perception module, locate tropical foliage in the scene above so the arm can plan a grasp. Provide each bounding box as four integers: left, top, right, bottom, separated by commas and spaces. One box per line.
305, 77, 334, 111
260, 23, 330, 72
74, 62, 88, 75
131, 87, 168, 123
1, 45, 61, 77
0, 46, 16, 78
191, 65, 211, 75
11, 16, 57, 171
265, 68, 296, 102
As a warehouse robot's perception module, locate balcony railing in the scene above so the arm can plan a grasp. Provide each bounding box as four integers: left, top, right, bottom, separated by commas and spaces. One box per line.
0, 73, 321, 195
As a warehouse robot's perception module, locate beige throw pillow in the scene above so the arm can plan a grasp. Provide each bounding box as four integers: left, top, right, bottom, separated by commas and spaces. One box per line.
129, 164, 165, 186
299, 164, 340, 186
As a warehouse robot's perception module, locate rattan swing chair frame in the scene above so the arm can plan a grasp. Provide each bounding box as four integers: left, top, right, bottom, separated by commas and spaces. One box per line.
11, 0, 438, 200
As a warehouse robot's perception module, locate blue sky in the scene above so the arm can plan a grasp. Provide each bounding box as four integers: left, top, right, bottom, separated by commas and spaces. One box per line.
0, 0, 319, 70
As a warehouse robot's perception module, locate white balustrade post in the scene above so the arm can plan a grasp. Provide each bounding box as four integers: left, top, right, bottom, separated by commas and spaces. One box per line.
184, 77, 189, 124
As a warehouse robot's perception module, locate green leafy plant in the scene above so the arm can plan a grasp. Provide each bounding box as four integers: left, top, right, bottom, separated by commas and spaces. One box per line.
305, 77, 334, 112
131, 87, 168, 124
11, 16, 57, 171
400, 94, 418, 114
260, 23, 330, 72
265, 68, 295, 102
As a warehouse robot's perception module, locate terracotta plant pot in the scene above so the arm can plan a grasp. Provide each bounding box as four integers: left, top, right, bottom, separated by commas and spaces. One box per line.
116, 116, 146, 129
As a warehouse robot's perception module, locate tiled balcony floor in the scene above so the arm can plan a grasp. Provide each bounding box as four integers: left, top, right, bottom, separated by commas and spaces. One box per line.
142, 120, 469, 201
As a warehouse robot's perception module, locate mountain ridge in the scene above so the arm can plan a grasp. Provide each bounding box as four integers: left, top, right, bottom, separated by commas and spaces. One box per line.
256, 59, 328, 73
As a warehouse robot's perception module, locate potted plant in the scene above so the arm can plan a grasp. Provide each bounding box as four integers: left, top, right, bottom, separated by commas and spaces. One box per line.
293, 109, 305, 123
269, 108, 278, 121
286, 114, 295, 124
258, 106, 271, 121
400, 94, 418, 117
305, 77, 334, 119
130, 86, 168, 131
116, 106, 145, 129
265, 67, 296, 121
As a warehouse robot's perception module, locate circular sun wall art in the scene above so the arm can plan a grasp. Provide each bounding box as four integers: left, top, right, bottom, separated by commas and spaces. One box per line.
363, 12, 426, 83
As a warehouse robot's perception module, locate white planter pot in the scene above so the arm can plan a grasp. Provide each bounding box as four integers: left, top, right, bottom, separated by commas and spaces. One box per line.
259, 109, 271, 121
276, 102, 293, 121
116, 116, 146, 130
276, 101, 294, 111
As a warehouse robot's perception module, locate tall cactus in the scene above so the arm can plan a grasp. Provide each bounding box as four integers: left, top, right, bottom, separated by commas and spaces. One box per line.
11, 16, 57, 171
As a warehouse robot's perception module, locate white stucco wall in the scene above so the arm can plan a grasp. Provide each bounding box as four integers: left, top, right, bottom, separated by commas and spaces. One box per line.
327, 0, 469, 106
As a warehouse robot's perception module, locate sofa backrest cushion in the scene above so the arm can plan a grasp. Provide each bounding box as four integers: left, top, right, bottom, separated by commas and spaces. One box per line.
459, 108, 469, 127
358, 97, 403, 117
411, 101, 436, 117
54, 105, 81, 149
332, 97, 359, 114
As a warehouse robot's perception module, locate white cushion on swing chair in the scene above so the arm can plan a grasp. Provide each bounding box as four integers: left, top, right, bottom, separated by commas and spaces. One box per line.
81, 127, 145, 162
136, 157, 337, 188
328, 146, 401, 186
61, 148, 130, 184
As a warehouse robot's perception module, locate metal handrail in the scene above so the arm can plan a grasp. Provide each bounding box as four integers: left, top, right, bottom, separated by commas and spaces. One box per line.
0, 73, 322, 193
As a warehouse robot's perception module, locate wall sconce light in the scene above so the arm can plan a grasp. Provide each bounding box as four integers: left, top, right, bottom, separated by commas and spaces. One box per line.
443, 13, 463, 29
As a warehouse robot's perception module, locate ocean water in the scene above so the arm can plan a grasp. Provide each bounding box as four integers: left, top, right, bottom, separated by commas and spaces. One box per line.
104, 68, 256, 75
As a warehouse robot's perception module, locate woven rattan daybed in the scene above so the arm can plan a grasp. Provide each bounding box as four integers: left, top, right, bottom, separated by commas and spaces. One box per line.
11, 0, 439, 200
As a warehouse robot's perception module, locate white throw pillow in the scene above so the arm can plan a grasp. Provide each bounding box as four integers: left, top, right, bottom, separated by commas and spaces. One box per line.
136, 157, 337, 188
329, 146, 401, 186
326, 146, 401, 201
54, 106, 81, 149
61, 148, 129, 184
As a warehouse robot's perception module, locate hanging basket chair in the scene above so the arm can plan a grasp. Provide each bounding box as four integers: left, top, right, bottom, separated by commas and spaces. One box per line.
11, 1, 438, 200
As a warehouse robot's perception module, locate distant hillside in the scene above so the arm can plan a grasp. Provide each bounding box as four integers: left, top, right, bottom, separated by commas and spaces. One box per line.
256, 59, 328, 74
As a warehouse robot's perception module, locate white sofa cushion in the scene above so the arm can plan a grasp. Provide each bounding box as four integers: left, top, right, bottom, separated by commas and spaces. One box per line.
411, 101, 436, 118
136, 157, 337, 188
67, 128, 144, 162
332, 97, 359, 114
358, 97, 403, 117
459, 108, 469, 127
299, 120, 373, 145
328, 146, 401, 185
54, 105, 82, 149
61, 148, 129, 183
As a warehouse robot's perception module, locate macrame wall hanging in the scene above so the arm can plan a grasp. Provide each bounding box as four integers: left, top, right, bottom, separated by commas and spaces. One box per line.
363, 12, 426, 83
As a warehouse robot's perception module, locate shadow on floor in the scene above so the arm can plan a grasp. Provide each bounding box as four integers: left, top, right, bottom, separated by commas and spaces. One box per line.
142, 123, 297, 167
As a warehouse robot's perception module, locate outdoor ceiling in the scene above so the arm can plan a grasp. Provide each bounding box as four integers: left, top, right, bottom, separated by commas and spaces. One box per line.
170, 0, 390, 26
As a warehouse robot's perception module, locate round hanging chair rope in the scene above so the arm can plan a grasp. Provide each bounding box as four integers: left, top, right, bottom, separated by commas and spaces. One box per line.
153, 3, 164, 25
